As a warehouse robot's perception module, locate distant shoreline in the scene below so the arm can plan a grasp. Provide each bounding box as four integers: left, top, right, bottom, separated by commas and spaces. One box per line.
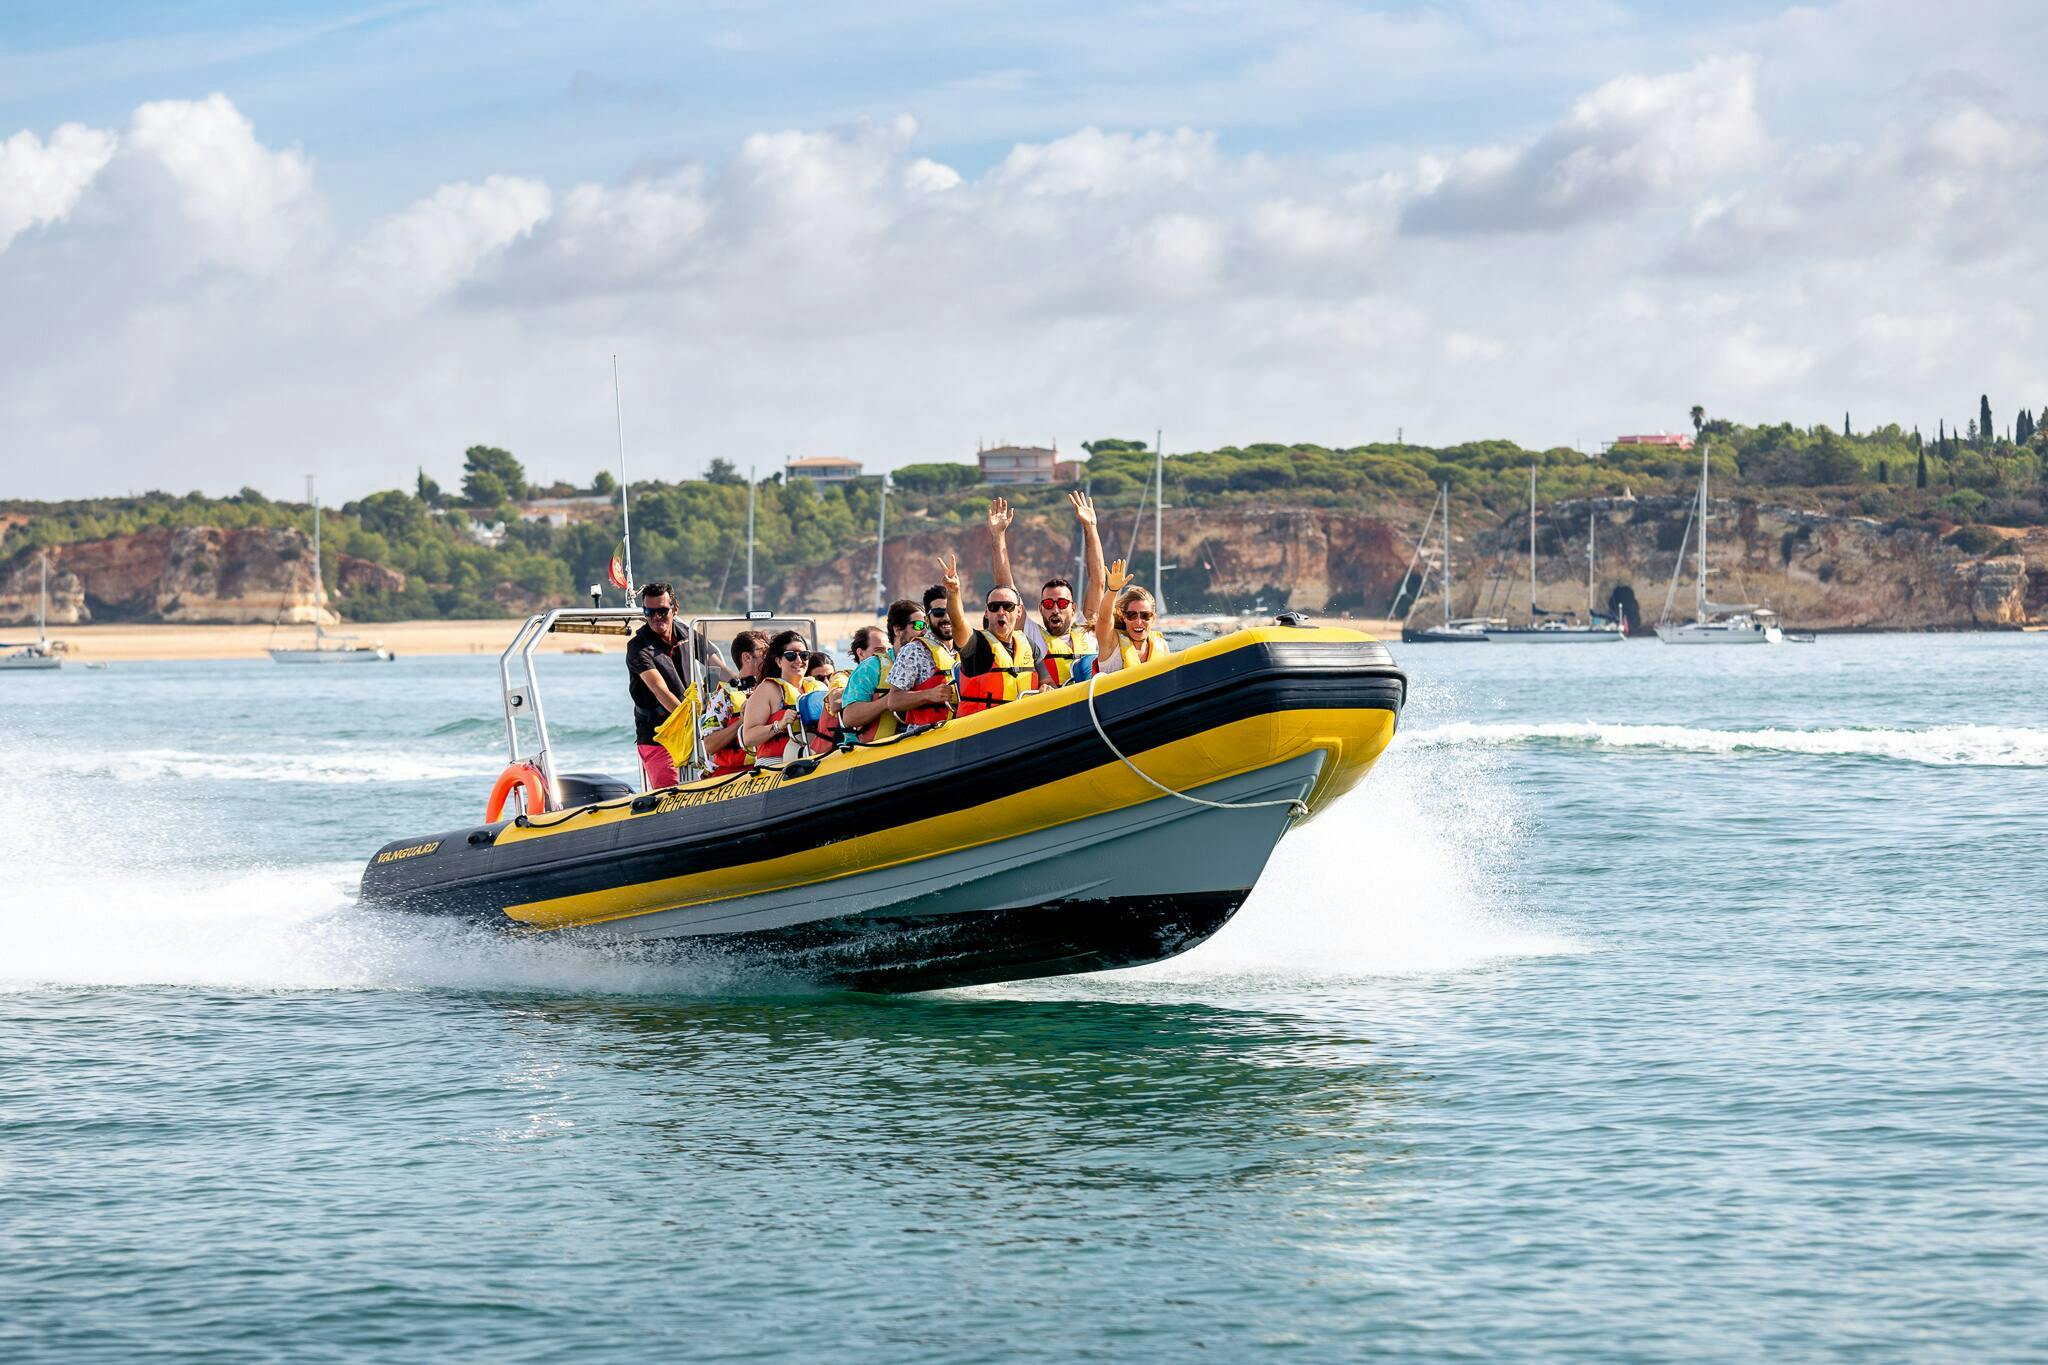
28, 615, 2038, 662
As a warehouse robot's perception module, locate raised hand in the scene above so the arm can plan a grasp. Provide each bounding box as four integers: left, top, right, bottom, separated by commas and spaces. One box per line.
1068, 489, 1097, 527
1105, 558, 1133, 594
988, 497, 1013, 533
936, 550, 961, 594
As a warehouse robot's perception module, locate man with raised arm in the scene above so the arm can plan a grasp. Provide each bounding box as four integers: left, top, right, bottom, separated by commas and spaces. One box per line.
987, 491, 1104, 688
939, 548, 1035, 717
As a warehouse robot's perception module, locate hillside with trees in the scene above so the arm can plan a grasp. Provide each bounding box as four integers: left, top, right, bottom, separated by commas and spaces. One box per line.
4, 403, 2045, 620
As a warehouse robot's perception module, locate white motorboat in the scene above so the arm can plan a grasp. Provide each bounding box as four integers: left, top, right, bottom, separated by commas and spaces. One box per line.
1486, 467, 1623, 643
1, 554, 62, 672
1656, 441, 1783, 645
269, 476, 395, 664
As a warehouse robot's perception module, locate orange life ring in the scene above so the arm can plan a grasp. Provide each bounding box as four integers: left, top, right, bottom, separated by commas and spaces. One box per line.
485, 762, 550, 822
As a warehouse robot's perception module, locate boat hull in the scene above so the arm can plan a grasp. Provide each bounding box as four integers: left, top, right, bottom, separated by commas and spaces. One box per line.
269, 647, 394, 663
1655, 623, 1782, 645
359, 627, 1405, 991
1483, 628, 1624, 643
0, 656, 62, 671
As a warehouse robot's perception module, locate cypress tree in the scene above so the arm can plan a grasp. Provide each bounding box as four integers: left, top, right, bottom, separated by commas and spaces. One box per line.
1844, 411, 1851, 437
1980, 394, 1993, 447
1917, 447, 1928, 489
1878, 459, 1888, 484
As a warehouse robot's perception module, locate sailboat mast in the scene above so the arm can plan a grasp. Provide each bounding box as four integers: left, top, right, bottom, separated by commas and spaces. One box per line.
873, 475, 889, 615
1695, 440, 1709, 623
745, 465, 756, 614
306, 474, 324, 642
38, 552, 48, 646
1528, 464, 1537, 620
1588, 509, 1596, 617
1441, 484, 1453, 624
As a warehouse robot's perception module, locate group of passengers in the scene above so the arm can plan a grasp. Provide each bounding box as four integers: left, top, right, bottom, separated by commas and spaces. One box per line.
627, 490, 1172, 789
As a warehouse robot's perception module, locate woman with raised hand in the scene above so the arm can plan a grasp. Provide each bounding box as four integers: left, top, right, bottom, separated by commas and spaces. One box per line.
1091, 558, 1172, 676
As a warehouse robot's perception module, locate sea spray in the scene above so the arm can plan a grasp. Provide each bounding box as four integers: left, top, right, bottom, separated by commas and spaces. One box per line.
1408, 720, 2048, 767
1123, 734, 1584, 983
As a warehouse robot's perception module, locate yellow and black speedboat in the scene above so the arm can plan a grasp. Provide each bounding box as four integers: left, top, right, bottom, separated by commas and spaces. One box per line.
359, 609, 1405, 991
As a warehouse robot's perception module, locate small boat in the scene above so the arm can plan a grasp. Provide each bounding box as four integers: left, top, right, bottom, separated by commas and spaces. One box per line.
1, 554, 62, 672
1396, 484, 1492, 643
1656, 441, 1783, 645
1486, 467, 1623, 643
268, 477, 394, 664
358, 608, 1406, 991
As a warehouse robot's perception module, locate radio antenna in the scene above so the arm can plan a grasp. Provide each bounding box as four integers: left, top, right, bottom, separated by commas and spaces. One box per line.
612, 354, 635, 594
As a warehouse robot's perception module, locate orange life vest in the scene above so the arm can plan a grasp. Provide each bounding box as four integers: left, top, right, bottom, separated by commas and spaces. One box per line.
957, 629, 1036, 716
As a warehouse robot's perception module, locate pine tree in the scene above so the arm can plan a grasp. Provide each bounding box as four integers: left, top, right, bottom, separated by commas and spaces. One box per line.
1980, 394, 1993, 447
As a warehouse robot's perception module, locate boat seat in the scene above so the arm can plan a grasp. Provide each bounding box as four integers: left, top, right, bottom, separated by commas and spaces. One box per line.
557, 771, 635, 807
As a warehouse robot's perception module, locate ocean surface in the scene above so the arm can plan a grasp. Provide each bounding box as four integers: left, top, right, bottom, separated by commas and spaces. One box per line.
2, 632, 2043, 1361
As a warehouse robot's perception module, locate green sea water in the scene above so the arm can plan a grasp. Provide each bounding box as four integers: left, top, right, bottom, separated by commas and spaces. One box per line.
3, 633, 2044, 1361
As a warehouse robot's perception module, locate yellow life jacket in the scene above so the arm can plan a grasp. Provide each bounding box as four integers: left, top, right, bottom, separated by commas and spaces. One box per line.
957, 629, 1036, 715
1039, 626, 1094, 688
1116, 631, 1172, 674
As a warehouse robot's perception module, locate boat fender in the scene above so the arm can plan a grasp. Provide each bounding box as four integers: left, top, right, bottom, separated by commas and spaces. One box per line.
484, 762, 550, 822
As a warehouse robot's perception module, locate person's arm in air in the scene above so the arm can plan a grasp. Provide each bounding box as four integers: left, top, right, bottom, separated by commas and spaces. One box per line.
1094, 558, 1132, 651
937, 551, 973, 650
1071, 490, 1106, 621
988, 497, 1016, 592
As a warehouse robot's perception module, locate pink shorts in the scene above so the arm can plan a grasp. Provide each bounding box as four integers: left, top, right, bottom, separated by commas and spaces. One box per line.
638, 743, 679, 790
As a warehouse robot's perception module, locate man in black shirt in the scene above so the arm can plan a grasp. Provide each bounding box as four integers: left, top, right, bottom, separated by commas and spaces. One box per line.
627, 581, 692, 789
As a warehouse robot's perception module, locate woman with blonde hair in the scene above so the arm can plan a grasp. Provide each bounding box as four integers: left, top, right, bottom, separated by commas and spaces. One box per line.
1091, 558, 1172, 675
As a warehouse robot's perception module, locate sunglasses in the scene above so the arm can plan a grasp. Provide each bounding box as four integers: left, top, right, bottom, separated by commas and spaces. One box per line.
1123, 609, 1155, 621
1041, 597, 1073, 610
910, 619, 929, 632
643, 605, 673, 617
987, 601, 1019, 613
779, 650, 806, 662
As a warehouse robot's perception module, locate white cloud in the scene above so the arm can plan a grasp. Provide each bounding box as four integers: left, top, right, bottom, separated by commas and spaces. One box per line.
359, 175, 553, 298
903, 157, 962, 194
121, 93, 316, 272
0, 122, 116, 250
991, 127, 1219, 198
1403, 56, 1768, 234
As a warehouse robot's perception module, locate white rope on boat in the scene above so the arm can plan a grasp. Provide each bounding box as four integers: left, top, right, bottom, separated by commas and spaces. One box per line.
1084, 659, 1310, 820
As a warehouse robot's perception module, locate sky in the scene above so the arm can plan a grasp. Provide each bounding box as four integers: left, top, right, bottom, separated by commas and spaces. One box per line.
2, 0, 2045, 501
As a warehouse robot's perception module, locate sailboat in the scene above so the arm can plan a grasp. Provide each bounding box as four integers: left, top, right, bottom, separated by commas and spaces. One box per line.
1400, 484, 1490, 643
1, 553, 63, 671
1486, 467, 1624, 642
269, 476, 394, 663
1656, 441, 1783, 645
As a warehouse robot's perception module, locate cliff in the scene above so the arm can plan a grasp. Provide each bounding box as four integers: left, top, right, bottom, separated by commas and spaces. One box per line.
0, 527, 331, 625
1459, 496, 2045, 632
788, 498, 2046, 630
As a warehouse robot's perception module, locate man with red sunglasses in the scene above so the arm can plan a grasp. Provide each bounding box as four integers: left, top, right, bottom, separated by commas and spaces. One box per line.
987, 490, 1105, 687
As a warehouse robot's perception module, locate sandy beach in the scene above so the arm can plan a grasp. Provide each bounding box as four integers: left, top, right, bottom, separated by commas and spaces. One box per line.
38, 612, 1402, 662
